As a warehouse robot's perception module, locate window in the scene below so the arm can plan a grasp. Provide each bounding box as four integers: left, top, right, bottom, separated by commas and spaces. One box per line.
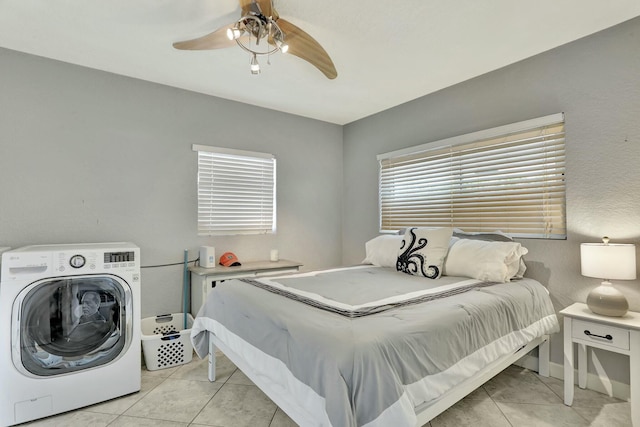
193, 145, 276, 235
378, 113, 566, 239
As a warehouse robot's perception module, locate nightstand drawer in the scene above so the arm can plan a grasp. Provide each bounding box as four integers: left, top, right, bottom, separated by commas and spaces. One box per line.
571, 319, 629, 350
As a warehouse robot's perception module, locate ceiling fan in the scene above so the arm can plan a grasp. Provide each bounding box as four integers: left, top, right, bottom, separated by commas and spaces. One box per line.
173, 0, 337, 79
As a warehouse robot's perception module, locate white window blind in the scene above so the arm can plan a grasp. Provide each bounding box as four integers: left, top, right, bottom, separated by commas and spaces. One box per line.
378, 113, 566, 239
193, 145, 276, 236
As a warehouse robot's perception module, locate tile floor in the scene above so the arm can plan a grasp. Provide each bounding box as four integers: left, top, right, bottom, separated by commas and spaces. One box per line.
22, 354, 632, 427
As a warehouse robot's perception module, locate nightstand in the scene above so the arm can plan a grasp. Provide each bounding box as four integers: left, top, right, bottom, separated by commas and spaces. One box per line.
561, 302, 640, 426
189, 259, 302, 315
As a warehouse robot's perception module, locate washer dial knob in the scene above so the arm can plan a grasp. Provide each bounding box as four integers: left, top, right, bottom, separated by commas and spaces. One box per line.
70, 254, 86, 269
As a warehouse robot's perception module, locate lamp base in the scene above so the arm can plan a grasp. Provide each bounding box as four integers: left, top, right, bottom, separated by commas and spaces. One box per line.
586, 281, 628, 317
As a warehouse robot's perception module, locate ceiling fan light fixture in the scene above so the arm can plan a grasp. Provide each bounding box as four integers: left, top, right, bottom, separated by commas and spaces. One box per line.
173, 0, 337, 79
250, 54, 260, 74
226, 25, 243, 41
274, 34, 288, 53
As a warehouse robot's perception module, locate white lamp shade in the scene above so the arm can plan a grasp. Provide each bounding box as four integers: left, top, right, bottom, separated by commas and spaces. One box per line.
580, 243, 636, 280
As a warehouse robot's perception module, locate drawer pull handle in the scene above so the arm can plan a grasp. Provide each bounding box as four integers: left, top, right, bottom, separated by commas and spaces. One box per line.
584, 330, 612, 341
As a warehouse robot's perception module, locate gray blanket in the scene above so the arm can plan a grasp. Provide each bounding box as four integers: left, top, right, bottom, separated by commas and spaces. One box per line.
192, 266, 559, 426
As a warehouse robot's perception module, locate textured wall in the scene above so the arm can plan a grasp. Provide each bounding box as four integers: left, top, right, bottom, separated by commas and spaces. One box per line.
343, 17, 640, 384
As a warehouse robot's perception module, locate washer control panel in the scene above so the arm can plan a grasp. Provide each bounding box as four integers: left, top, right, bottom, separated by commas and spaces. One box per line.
57, 251, 98, 273
57, 250, 137, 272
1, 244, 139, 280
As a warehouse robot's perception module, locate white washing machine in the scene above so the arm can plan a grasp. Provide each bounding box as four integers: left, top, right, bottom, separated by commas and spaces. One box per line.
0, 243, 141, 426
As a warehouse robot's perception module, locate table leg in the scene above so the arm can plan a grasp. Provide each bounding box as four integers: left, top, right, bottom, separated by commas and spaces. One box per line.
564, 317, 574, 405
578, 343, 587, 389
630, 330, 639, 427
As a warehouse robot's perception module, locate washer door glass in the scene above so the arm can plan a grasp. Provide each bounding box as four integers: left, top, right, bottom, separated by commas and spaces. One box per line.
18, 275, 131, 376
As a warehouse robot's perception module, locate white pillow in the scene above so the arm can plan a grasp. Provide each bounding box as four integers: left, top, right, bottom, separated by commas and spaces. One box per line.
514, 256, 527, 279
443, 238, 528, 283
450, 229, 528, 279
397, 227, 453, 279
362, 235, 404, 267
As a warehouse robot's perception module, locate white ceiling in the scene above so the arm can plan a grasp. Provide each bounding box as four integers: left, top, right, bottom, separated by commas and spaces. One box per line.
2, 1, 640, 125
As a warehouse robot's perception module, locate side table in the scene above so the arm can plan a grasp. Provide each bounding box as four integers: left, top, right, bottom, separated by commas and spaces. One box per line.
189, 259, 302, 314
561, 302, 640, 426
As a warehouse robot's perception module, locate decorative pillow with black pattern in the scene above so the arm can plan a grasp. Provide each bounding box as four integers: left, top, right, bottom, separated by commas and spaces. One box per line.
396, 227, 453, 279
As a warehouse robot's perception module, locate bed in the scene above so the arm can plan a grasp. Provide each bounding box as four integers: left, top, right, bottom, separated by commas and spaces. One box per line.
190, 228, 560, 426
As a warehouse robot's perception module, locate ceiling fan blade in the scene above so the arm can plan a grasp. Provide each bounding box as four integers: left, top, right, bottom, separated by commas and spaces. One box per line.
239, 0, 252, 15
277, 19, 337, 79
173, 24, 238, 50
255, 0, 273, 18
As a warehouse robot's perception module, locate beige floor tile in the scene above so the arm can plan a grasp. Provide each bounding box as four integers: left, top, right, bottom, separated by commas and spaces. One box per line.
192, 383, 277, 427
108, 415, 190, 426
86, 373, 165, 415
483, 365, 562, 404
538, 374, 624, 408
226, 367, 255, 386
572, 401, 632, 427
269, 408, 299, 427
462, 386, 491, 401
536, 371, 632, 425
169, 356, 212, 381
123, 378, 222, 422
169, 352, 238, 383
19, 364, 632, 427
430, 393, 511, 427
21, 410, 118, 427
212, 352, 241, 382
496, 402, 589, 427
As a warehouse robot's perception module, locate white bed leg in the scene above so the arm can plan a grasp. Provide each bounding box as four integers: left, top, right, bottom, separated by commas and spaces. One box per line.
208, 331, 217, 382
538, 335, 550, 377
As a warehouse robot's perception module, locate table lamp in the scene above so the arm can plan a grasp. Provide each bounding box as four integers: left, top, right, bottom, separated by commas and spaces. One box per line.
580, 237, 636, 317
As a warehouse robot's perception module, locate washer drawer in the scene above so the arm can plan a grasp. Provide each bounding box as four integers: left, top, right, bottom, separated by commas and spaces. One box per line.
572, 319, 629, 350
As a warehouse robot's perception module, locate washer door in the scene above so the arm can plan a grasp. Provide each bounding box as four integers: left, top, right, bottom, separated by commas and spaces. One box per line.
14, 274, 132, 376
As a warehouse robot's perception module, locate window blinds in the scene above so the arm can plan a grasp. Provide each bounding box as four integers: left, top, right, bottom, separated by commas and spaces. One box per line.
193, 145, 276, 235
378, 113, 566, 239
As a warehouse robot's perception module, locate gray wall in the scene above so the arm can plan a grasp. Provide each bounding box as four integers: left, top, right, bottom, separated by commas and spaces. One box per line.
2, 16, 639, 388
0, 48, 344, 318
343, 16, 640, 384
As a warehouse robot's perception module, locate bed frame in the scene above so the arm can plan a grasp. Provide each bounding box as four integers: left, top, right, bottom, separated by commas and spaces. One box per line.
205, 331, 550, 426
